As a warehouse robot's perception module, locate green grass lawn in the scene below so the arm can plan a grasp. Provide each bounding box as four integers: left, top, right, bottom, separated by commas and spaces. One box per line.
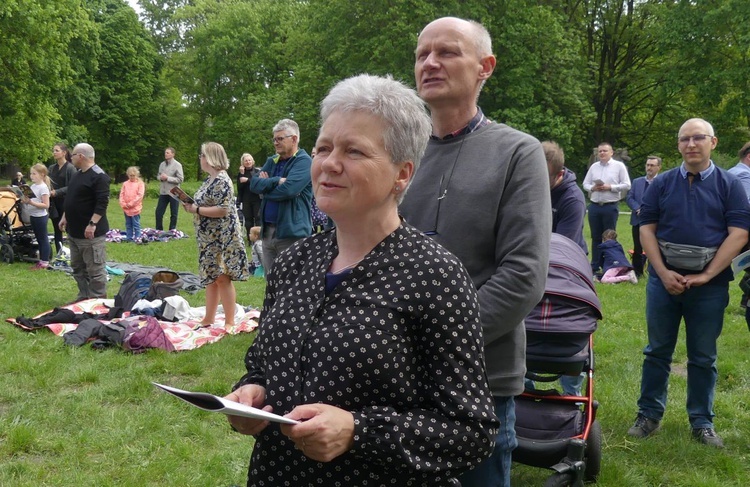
1, 196, 750, 486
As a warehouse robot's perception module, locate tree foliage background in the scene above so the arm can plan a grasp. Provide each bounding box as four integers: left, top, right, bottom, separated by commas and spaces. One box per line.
2, 0, 749, 180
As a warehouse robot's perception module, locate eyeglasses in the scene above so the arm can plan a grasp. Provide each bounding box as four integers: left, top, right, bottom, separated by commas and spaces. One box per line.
678, 134, 713, 145
71, 152, 80, 157
272, 135, 294, 143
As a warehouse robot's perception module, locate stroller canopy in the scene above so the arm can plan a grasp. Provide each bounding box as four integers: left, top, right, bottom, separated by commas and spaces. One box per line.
0, 187, 25, 229
526, 233, 602, 336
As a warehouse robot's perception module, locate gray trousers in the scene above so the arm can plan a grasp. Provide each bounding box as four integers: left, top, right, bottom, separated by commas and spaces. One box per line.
68, 235, 108, 300
261, 224, 303, 276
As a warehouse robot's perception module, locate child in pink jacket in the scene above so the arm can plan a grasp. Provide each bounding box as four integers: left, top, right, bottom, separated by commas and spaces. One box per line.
119, 166, 145, 242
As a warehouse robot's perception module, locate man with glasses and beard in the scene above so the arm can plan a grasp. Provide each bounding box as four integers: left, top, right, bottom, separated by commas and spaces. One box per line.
400, 17, 551, 487
249, 119, 313, 274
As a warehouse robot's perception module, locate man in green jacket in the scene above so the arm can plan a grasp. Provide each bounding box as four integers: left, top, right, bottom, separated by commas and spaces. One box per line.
249, 119, 313, 274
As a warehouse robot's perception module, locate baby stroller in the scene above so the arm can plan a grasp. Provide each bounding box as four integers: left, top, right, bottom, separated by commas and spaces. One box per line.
513, 233, 603, 486
0, 186, 39, 263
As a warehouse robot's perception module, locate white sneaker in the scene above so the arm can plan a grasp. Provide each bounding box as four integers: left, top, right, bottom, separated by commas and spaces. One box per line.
629, 271, 638, 284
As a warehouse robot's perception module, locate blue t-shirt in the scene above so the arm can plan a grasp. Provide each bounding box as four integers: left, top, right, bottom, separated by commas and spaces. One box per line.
325, 269, 352, 295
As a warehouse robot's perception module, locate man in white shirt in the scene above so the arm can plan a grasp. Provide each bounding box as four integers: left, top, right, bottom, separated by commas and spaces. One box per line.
582, 142, 631, 274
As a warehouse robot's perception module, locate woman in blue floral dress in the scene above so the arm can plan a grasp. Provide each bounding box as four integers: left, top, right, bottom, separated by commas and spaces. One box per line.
182, 142, 249, 330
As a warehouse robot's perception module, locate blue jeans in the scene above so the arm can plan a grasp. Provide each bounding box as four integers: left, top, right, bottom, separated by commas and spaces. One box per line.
587, 202, 619, 272
458, 396, 516, 487
524, 374, 584, 396
637, 275, 728, 429
124, 213, 141, 241
30, 215, 51, 262
560, 373, 585, 396
155, 194, 179, 230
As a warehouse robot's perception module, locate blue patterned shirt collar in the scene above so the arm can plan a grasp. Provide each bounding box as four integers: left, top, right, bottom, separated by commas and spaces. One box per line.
679, 160, 715, 180
432, 107, 492, 140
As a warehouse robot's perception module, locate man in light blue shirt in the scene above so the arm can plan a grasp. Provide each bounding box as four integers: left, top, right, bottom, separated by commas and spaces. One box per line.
727, 142, 750, 309
728, 142, 750, 201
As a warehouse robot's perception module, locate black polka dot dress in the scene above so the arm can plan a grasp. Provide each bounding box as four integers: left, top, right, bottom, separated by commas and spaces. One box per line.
234, 223, 499, 486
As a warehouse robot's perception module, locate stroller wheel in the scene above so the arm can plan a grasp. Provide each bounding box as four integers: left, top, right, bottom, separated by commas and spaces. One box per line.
584, 419, 603, 481
544, 471, 574, 487
1, 243, 13, 263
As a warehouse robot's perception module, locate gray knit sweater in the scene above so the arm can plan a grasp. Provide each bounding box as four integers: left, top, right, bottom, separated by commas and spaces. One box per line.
400, 122, 551, 397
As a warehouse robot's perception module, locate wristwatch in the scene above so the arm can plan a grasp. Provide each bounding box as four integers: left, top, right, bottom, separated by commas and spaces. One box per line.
88, 220, 97, 227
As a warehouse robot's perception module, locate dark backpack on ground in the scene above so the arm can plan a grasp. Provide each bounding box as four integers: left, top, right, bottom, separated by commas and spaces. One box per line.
146, 270, 184, 301
114, 272, 153, 311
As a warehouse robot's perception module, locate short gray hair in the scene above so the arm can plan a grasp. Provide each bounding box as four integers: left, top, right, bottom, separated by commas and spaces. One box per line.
679, 118, 715, 137
201, 141, 230, 171
468, 20, 492, 58
319, 74, 431, 200
272, 119, 300, 138
74, 143, 95, 160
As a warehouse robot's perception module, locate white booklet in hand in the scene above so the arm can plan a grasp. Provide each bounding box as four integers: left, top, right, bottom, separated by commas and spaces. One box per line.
153, 382, 299, 424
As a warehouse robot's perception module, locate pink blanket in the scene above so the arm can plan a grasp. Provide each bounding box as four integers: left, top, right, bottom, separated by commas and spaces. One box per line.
7, 299, 259, 351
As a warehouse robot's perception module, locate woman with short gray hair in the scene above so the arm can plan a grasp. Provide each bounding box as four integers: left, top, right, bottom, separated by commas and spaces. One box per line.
227, 74, 498, 485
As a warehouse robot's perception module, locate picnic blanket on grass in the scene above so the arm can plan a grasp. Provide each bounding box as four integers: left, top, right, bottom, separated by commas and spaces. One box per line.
7, 299, 259, 351
46, 261, 203, 294
106, 228, 189, 243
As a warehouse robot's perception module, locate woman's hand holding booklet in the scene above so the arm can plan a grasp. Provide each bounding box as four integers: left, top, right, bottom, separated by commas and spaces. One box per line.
152, 382, 300, 425
169, 186, 194, 205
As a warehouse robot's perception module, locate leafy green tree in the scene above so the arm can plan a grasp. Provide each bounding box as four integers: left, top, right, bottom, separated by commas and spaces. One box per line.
75, 0, 170, 178
0, 0, 93, 165
138, 0, 192, 54
654, 0, 750, 160
537, 0, 669, 170
166, 0, 307, 177
295, 0, 591, 160
478, 1, 593, 164
138, 0, 750, 181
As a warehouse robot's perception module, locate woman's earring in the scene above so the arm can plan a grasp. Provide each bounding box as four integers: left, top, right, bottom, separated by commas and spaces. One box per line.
394, 185, 401, 192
